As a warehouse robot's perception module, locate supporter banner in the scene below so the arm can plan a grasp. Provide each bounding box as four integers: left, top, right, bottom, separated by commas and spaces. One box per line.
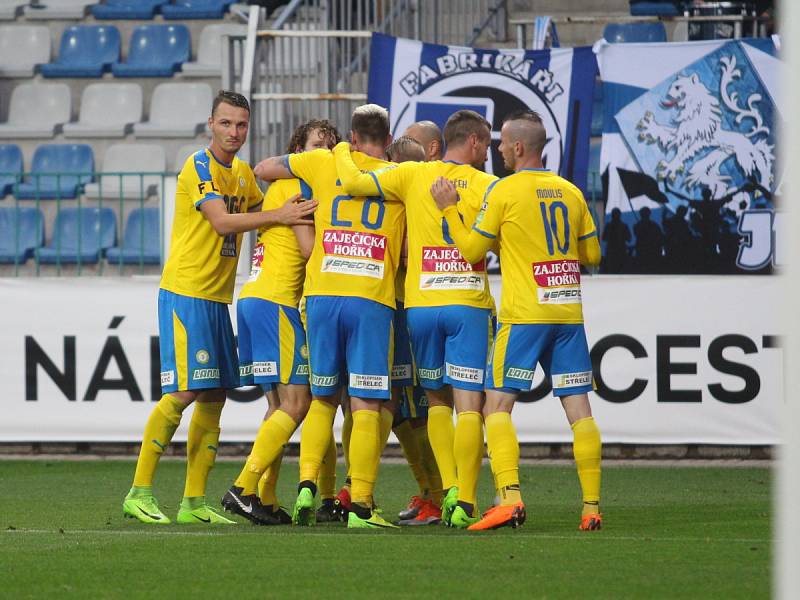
595, 37, 782, 274
368, 33, 597, 192
0, 277, 780, 444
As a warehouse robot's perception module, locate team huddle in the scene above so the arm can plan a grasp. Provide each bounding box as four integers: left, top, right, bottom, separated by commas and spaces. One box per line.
122, 89, 604, 531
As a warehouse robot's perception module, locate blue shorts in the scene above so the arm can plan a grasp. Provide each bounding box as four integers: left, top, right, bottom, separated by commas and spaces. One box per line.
158, 289, 239, 393
392, 302, 414, 387
406, 305, 493, 391
237, 297, 309, 387
399, 385, 429, 420
305, 295, 393, 400
486, 323, 594, 397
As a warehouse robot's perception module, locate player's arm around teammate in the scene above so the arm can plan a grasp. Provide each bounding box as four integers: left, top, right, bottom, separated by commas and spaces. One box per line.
221, 120, 341, 526
431, 111, 603, 531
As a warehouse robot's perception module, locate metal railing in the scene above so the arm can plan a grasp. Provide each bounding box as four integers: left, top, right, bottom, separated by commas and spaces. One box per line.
0, 171, 170, 277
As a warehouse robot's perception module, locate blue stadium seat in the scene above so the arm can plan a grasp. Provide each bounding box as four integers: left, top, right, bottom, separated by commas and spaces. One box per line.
40, 25, 121, 78
36, 207, 116, 264
111, 25, 190, 78
161, 0, 234, 20
591, 79, 603, 137
629, 1, 682, 17
15, 144, 94, 200
587, 139, 602, 200
0, 207, 44, 264
0, 144, 23, 196
92, 0, 167, 20
106, 207, 160, 264
603, 22, 667, 43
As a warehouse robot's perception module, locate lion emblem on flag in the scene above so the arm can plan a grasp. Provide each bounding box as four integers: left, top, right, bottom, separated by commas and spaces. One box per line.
635, 55, 774, 212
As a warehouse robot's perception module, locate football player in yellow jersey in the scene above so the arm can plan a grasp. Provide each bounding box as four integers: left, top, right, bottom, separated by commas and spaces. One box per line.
122, 91, 317, 526
334, 110, 497, 527
431, 110, 603, 531
221, 120, 341, 526
254, 104, 405, 529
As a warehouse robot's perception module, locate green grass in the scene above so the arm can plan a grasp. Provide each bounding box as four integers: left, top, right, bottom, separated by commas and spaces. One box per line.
0, 460, 770, 599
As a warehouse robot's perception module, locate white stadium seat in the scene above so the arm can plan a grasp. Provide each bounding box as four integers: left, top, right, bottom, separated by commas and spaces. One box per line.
181, 24, 247, 78
0, 82, 70, 139
0, 25, 51, 78
84, 144, 167, 200
63, 83, 143, 138
0, 0, 26, 20
23, 0, 93, 19
173, 144, 205, 171
133, 83, 213, 138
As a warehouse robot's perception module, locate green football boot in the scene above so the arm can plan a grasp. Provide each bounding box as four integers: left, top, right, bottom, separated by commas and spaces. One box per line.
176, 498, 236, 525
347, 509, 399, 529
441, 487, 459, 525
123, 489, 170, 524
292, 487, 316, 526
449, 505, 480, 529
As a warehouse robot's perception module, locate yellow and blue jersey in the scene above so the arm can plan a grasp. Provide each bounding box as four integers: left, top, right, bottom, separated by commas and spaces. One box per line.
333, 143, 496, 310
239, 178, 311, 308
160, 148, 262, 304
466, 169, 598, 324
286, 148, 406, 309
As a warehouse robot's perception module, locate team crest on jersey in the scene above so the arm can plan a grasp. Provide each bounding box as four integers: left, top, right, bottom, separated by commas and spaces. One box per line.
239, 176, 246, 188
300, 345, 309, 359
195, 350, 210, 364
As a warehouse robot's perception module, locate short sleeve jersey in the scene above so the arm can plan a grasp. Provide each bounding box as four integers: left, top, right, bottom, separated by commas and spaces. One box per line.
371, 160, 497, 310
474, 169, 597, 324
287, 149, 405, 309
238, 178, 312, 308
160, 149, 262, 304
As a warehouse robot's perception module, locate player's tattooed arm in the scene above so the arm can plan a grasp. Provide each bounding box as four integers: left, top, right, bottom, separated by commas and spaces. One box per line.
253, 155, 293, 181
200, 194, 317, 235
333, 141, 380, 196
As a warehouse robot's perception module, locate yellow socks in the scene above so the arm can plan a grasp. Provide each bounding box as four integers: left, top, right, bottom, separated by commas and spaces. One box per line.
349, 409, 381, 506
394, 420, 429, 497
257, 451, 284, 507
298, 399, 337, 483
415, 422, 442, 503
234, 410, 297, 495
572, 416, 602, 516
341, 406, 353, 475
317, 437, 338, 500
485, 412, 522, 506
184, 400, 224, 498
427, 405, 457, 491
133, 393, 186, 488
374, 406, 393, 471
453, 411, 483, 510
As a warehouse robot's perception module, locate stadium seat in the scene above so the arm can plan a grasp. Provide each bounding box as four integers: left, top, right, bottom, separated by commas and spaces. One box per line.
134, 83, 213, 138
603, 22, 667, 43
40, 25, 121, 78
111, 25, 190, 78
174, 144, 204, 170
0, 144, 23, 196
36, 207, 116, 264
23, 0, 95, 19
84, 144, 166, 200
0, 25, 51, 77
0, 207, 44, 264
182, 23, 246, 77
92, 0, 167, 20
0, 0, 26, 20
63, 83, 143, 138
106, 207, 161, 264
161, 0, 234, 20
591, 79, 603, 137
0, 83, 71, 139
15, 144, 94, 200
629, 1, 682, 17
587, 139, 602, 200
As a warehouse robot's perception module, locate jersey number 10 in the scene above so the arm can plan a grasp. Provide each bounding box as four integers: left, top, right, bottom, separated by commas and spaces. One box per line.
540, 201, 570, 256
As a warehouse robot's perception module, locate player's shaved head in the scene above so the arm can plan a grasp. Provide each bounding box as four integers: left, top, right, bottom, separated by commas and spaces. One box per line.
503, 111, 546, 156
404, 121, 443, 161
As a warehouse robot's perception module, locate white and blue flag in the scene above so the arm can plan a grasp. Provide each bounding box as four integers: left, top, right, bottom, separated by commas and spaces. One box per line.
595, 37, 782, 273
368, 33, 597, 192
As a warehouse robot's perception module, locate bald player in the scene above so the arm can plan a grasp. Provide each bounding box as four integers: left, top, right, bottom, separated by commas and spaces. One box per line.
404, 120, 443, 162
430, 110, 603, 531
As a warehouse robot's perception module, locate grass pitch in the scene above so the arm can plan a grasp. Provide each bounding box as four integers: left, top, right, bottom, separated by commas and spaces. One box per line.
0, 459, 770, 599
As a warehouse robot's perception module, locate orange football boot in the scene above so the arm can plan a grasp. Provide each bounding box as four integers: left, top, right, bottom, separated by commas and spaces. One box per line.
467, 502, 526, 530
579, 513, 603, 531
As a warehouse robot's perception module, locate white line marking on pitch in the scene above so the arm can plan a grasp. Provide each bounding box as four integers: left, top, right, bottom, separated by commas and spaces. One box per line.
0, 529, 769, 544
